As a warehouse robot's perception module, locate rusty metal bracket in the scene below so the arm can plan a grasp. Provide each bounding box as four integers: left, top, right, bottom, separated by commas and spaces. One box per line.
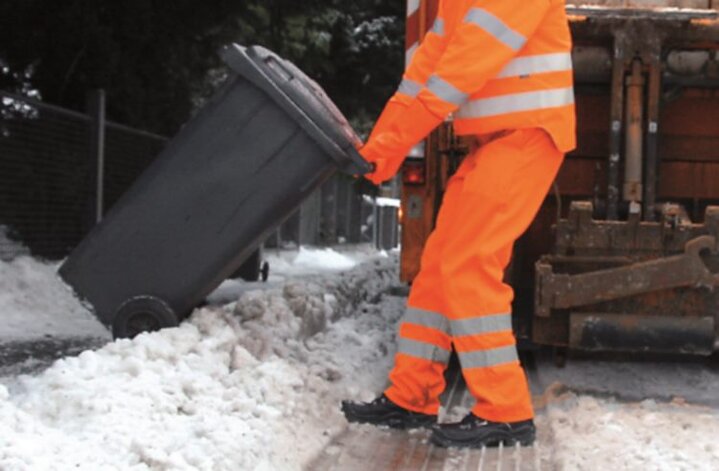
566, 6, 718, 22
536, 235, 719, 317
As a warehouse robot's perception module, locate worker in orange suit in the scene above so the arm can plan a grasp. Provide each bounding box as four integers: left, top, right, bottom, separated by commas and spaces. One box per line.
342, 0, 576, 447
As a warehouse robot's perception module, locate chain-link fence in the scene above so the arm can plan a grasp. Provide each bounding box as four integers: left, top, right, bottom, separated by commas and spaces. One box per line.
0, 90, 165, 260
0, 89, 398, 262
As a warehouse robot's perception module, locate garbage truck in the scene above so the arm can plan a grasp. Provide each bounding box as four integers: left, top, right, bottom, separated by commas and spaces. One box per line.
398, 0, 719, 357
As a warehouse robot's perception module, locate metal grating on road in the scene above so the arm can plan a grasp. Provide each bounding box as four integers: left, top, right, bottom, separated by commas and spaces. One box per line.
309, 366, 550, 471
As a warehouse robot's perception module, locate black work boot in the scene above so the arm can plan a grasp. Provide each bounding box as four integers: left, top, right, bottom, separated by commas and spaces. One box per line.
431, 413, 535, 448
341, 394, 437, 429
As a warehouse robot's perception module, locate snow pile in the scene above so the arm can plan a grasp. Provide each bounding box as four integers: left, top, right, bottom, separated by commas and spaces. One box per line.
206, 245, 384, 305
545, 391, 719, 470
291, 247, 357, 271
264, 246, 375, 278
0, 254, 403, 470
0, 255, 108, 343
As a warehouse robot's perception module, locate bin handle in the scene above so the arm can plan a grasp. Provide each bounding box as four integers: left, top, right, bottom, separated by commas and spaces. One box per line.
264, 55, 296, 82
265, 54, 326, 99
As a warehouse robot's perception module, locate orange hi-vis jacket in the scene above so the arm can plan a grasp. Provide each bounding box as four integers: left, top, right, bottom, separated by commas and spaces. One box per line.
362, 0, 576, 183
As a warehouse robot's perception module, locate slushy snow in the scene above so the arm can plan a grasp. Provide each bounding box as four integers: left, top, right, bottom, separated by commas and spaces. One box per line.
0, 248, 402, 470
0, 256, 109, 343
0, 229, 108, 345
2, 245, 719, 470
543, 390, 719, 470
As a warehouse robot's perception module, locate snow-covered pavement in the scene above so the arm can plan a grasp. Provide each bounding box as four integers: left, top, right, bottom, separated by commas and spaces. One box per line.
0, 247, 111, 378
535, 358, 719, 469
0, 246, 404, 470
1, 245, 719, 470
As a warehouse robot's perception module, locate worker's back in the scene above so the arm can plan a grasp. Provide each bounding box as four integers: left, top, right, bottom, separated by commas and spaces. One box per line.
441, 0, 576, 152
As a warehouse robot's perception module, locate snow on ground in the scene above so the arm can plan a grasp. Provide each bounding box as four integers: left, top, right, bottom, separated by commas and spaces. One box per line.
535, 358, 719, 470
264, 246, 384, 278
0, 256, 109, 343
206, 246, 391, 305
543, 392, 719, 470
0, 232, 110, 378
2, 242, 719, 470
0, 247, 403, 470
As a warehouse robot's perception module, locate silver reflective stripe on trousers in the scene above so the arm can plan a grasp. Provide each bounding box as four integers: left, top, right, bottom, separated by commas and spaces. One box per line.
404, 308, 512, 337
397, 78, 423, 98
456, 87, 575, 119
431, 17, 445, 36
464, 8, 526, 51
398, 337, 451, 364
458, 345, 519, 369
497, 52, 573, 79
426, 74, 469, 106
404, 306, 449, 333
450, 313, 512, 337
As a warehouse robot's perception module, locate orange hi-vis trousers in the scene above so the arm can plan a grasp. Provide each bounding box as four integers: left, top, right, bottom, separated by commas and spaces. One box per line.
385, 128, 564, 423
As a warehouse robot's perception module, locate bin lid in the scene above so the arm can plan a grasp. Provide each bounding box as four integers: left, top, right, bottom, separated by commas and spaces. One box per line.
220, 44, 372, 176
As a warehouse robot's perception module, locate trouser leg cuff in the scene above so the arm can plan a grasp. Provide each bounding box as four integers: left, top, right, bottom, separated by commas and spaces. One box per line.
384, 387, 440, 416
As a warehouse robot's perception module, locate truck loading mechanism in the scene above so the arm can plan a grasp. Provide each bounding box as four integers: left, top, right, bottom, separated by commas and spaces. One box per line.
398, 1, 719, 356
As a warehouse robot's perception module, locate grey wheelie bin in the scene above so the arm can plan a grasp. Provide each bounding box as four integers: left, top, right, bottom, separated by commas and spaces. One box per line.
59, 44, 372, 338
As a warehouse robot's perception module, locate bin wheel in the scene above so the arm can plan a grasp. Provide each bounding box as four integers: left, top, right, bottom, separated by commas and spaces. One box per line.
231, 249, 262, 282
260, 261, 270, 282
112, 296, 179, 339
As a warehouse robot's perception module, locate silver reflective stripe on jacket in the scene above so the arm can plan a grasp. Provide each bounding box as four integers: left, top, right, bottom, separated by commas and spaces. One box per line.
497, 52, 573, 79
450, 313, 512, 337
426, 74, 469, 106
457, 345, 519, 369
397, 337, 451, 364
397, 78, 423, 98
464, 8, 526, 51
456, 87, 575, 119
431, 17, 445, 36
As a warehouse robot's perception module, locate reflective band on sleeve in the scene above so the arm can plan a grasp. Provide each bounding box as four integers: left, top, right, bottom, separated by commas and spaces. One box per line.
450, 313, 512, 337
397, 78, 423, 98
497, 52, 573, 79
404, 306, 449, 334
464, 8, 526, 51
456, 87, 575, 119
431, 18, 445, 36
406, 42, 419, 68
426, 75, 469, 106
458, 345, 519, 369
407, 0, 420, 16
398, 337, 451, 364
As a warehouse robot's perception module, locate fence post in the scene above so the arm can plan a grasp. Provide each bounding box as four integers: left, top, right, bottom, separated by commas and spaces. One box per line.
320, 176, 339, 245
376, 205, 399, 251
282, 209, 301, 247
299, 190, 321, 246
347, 185, 363, 243
86, 89, 106, 227
336, 176, 350, 242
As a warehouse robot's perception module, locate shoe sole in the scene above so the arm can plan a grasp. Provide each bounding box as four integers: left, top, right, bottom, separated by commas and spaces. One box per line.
430, 428, 535, 449
342, 407, 436, 430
